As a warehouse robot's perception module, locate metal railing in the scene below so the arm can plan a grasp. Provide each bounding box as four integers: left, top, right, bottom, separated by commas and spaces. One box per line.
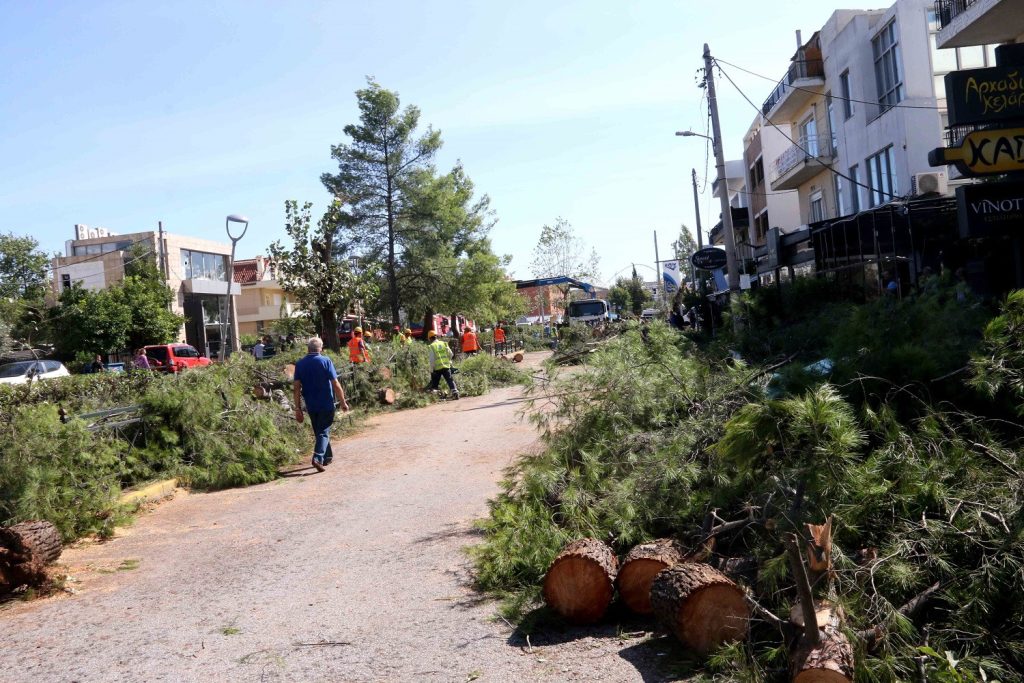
770, 135, 833, 182
761, 59, 825, 116
934, 0, 980, 30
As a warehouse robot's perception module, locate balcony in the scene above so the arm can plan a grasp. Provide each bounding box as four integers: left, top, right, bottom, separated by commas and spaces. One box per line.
761, 59, 825, 120
236, 301, 299, 323
769, 135, 834, 191
936, 0, 1021, 48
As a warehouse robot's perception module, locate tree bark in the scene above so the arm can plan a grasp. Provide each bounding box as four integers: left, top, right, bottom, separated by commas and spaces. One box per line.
650, 563, 750, 654
790, 602, 855, 683
0, 520, 62, 592
617, 539, 686, 615
320, 305, 340, 352
542, 538, 618, 624
378, 387, 395, 405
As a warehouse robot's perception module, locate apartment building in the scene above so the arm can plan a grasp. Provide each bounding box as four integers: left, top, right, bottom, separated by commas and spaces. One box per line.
231, 256, 301, 337
936, 0, 1024, 49
51, 224, 241, 355
741, 113, 802, 248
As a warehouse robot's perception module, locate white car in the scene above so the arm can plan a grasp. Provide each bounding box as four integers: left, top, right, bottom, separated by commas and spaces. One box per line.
0, 360, 71, 385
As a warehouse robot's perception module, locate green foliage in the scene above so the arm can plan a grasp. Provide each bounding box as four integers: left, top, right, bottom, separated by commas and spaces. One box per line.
971, 290, 1024, 411
608, 273, 651, 316
530, 218, 601, 308
0, 232, 48, 301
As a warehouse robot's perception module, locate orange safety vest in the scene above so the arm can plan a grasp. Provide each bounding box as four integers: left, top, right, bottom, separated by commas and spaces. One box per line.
461, 331, 478, 353
493, 328, 505, 343
349, 336, 370, 363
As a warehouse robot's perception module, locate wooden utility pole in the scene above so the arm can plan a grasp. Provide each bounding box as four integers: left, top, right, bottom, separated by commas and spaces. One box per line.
691, 169, 704, 251
704, 44, 740, 296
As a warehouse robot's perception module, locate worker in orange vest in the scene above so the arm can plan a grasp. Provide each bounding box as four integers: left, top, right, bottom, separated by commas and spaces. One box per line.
461, 326, 479, 356
493, 323, 506, 355
348, 327, 371, 364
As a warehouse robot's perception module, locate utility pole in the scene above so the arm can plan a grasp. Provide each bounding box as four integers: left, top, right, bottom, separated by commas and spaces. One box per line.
691, 169, 704, 250
653, 229, 663, 308
157, 221, 166, 278
704, 43, 740, 298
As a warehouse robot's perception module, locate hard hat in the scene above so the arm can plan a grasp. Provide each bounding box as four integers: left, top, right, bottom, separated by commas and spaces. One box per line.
354, 327, 362, 334
404, 328, 412, 334
393, 325, 400, 331
427, 330, 437, 338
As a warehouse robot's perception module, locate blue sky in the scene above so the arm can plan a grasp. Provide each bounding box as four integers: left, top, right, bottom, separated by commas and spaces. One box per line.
0, 1, 887, 284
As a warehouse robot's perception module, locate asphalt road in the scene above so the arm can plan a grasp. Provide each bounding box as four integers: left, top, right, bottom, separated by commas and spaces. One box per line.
1, 354, 673, 682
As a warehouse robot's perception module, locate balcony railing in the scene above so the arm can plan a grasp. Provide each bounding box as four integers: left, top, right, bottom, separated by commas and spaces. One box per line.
771, 135, 832, 182
934, 0, 980, 30
761, 59, 825, 116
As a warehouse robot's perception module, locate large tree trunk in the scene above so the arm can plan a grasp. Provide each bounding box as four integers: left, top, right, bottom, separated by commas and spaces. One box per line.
423, 308, 435, 342
650, 563, 750, 653
321, 305, 340, 352
617, 539, 686, 615
789, 601, 854, 683
542, 538, 618, 624
0, 520, 62, 591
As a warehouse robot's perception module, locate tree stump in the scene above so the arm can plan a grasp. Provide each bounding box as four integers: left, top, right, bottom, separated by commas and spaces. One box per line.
0, 520, 62, 591
790, 602, 854, 683
542, 538, 618, 624
378, 387, 396, 405
282, 364, 295, 380
650, 563, 750, 653
617, 539, 686, 615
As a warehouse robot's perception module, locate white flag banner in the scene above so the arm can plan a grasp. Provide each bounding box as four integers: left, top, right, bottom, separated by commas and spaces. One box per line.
662, 260, 682, 293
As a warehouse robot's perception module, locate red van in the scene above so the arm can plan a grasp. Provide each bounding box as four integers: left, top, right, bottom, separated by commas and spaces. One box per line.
143, 344, 212, 373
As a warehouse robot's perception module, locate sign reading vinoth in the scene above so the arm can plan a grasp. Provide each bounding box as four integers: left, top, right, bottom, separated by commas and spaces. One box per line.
956, 183, 1024, 238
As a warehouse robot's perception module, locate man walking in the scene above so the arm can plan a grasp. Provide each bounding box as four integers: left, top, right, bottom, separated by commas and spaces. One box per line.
493, 323, 506, 355
427, 330, 459, 399
460, 325, 479, 356
293, 336, 350, 472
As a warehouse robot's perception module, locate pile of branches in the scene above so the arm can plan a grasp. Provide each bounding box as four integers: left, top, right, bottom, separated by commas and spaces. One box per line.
474, 318, 1024, 682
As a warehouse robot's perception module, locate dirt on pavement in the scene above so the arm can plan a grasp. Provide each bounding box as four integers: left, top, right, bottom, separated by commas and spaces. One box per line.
1, 352, 679, 682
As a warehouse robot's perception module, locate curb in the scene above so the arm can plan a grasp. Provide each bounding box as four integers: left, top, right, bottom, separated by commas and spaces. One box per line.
118, 478, 180, 507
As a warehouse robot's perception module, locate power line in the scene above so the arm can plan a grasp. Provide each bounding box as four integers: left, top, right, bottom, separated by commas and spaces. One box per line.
714, 59, 901, 204
714, 56, 944, 111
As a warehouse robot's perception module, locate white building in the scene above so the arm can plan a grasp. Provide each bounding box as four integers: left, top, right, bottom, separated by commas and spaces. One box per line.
936, 0, 1024, 49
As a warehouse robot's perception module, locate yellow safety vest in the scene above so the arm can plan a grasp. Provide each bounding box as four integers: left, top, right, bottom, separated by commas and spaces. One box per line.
430, 339, 452, 370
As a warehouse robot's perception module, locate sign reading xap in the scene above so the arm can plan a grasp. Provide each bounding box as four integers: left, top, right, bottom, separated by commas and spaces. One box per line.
956, 183, 1024, 238
929, 127, 1024, 176
946, 66, 1024, 127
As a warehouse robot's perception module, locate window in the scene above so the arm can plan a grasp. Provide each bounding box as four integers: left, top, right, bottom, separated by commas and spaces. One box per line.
181, 249, 228, 281
866, 146, 898, 207
959, 45, 985, 69
800, 114, 818, 156
873, 20, 904, 110
834, 174, 847, 217
849, 165, 861, 213
61, 273, 71, 290
840, 70, 853, 119
750, 157, 764, 187
809, 191, 825, 223
826, 92, 838, 153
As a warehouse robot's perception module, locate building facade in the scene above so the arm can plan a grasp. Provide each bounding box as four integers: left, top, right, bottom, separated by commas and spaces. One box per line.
936, 0, 1024, 49
51, 224, 241, 356
231, 256, 301, 337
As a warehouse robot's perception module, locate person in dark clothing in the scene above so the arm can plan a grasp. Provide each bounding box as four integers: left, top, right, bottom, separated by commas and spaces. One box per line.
292, 336, 350, 472
90, 355, 105, 373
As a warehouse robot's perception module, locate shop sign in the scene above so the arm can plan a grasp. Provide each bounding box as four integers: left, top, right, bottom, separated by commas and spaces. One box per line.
690, 247, 727, 270
929, 127, 1024, 176
956, 182, 1024, 239
946, 66, 1024, 127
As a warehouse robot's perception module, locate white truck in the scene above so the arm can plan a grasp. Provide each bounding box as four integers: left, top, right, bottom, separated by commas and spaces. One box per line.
566, 298, 611, 325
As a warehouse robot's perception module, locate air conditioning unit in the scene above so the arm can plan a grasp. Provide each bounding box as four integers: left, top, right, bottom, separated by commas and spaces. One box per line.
911, 171, 948, 196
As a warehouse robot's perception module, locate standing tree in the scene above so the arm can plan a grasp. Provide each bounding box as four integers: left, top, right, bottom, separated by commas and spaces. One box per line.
608, 267, 652, 316
0, 232, 50, 344
321, 79, 442, 326
530, 218, 601, 308
268, 200, 369, 352
672, 223, 699, 264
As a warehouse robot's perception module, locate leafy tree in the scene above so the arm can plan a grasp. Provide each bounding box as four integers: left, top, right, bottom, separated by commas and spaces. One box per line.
608, 268, 652, 316
268, 200, 369, 352
321, 78, 442, 326
672, 224, 699, 265
0, 232, 50, 344
530, 218, 601, 308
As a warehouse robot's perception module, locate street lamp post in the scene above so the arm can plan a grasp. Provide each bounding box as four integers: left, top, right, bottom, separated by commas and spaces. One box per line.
221, 214, 249, 362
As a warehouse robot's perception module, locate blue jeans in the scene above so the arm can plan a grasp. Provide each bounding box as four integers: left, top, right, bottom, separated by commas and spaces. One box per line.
308, 410, 335, 464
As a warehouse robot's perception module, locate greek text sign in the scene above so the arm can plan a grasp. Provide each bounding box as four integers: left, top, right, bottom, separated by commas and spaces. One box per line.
946, 67, 1024, 127
928, 127, 1024, 176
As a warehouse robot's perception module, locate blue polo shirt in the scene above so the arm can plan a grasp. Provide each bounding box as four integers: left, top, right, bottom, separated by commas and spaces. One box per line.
293, 353, 338, 413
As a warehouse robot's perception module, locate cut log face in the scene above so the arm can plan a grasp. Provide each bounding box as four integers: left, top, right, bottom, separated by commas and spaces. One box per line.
379, 387, 396, 405
0, 520, 62, 592
650, 563, 750, 654
512, 352, 525, 363
617, 540, 686, 615
791, 602, 854, 683
542, 538, 618, 624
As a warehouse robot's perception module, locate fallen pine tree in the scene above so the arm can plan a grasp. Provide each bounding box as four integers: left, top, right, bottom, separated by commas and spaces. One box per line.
473, 314, 1024, 682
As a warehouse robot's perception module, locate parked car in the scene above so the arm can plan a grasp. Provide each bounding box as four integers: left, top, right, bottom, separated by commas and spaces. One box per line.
0, 360, 71, 385
143, 344, 212, 373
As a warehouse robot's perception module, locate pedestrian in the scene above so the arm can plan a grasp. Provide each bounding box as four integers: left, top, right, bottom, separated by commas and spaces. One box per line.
133, 348, 151, 371
493, 323, 506, 355
90, 354, 105, 373
427, 330, 459, 399
461, 325, 479, 356
348, 327, 371, 364
286, 332, 296, 349
253, 338, 265, 360
293, 336, 350, 472
402, 328, 414, 345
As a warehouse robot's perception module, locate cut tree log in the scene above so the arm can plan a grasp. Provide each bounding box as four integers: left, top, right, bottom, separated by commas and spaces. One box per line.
617, 539, 686, 615
789, 601, 855, 683
378, 366, 393, 381
542, 538, 618, 624
512, 351, 524, 363
378, 387, 396, 405
650, 563, 750, 653
0, 520, 62, 592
